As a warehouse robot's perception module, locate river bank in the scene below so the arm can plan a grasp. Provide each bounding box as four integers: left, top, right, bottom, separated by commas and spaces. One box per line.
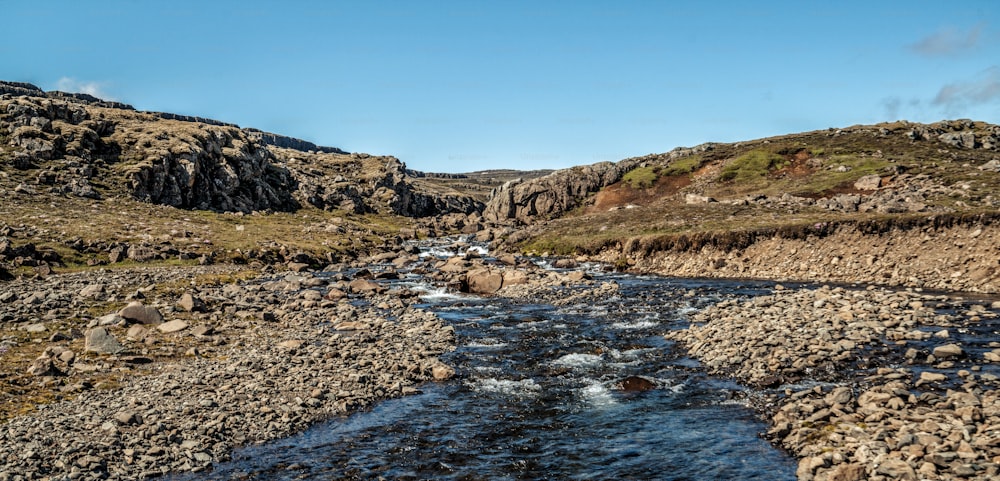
0, 264, 455, 479
3, 234, 1000, 480
667, 285, 1000, 480
595, 220, 1000, 294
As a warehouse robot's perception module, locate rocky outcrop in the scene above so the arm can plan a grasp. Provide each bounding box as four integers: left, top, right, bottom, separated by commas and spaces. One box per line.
122, 124, 300, 212
0, 81, 45, 97
245, 128, 346, 154
290, 154, 482, 217
1, 82, 480, 217
483, 161, 631, 224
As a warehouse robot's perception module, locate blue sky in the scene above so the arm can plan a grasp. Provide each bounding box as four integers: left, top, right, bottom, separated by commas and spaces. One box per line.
2, 1, 998, 172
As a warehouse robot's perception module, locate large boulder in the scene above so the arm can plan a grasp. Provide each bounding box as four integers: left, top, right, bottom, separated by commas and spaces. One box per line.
464, 268, 504, 294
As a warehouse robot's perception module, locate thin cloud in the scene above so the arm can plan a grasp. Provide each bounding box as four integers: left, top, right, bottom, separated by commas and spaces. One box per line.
932, 66, 1000, 113
881, 96, 901, 120
909, 24, 984, 57
55, 77, 115, 100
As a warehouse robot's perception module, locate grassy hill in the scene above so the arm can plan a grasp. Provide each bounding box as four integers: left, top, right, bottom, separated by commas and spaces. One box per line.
505, 120, 1000, 256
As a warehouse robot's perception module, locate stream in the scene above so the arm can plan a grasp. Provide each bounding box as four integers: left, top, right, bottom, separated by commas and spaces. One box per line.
169, 240, 806, 480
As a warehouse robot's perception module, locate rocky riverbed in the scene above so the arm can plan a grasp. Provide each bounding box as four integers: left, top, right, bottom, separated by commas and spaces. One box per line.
668, 285, 1000, 481
0, 265, 455, 480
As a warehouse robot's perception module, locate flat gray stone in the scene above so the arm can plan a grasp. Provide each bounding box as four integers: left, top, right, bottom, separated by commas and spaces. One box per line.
157, 320, 189, 334
84, 327, 124, 354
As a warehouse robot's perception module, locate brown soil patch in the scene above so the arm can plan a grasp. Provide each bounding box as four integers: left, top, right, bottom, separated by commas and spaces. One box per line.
771, 157, 815, 180
587, 175, 692, 213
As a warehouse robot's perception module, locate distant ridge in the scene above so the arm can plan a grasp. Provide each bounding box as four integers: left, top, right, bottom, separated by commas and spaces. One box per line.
0, 81, 345, 155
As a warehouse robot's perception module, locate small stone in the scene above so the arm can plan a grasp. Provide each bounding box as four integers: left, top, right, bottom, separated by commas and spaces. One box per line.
278, 339, 305, 349
24, 323, 46, 333
58, 350, 75, 363
176, 293, 206, 313
27, 358, 62, 377
431, 363, 455, 381
919, 371, 947, 383
156, 320, 189, 334
97, 313, 124, 326
118, 302, 163, 324
191, 324, 215, 337
84, 327, 124, 354
932, 343, 963, 359
114, 411, 137, 425
126, 325, 148, 341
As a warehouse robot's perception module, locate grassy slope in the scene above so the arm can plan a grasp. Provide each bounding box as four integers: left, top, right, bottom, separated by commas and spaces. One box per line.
517, 122, 1000, 255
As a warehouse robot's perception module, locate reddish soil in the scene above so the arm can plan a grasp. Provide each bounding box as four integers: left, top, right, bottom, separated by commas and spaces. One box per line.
587, 175, 691, 213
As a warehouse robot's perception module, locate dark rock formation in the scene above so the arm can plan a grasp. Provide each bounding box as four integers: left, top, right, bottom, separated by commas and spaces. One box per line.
482, 161, 630, 224
245, 128, 346, 154
1, 82, 480, 217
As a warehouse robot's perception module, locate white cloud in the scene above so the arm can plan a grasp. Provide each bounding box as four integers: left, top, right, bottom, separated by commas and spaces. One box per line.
932, 66, 1000, 114
55, 77, 115, 100
909, 24, 984, 57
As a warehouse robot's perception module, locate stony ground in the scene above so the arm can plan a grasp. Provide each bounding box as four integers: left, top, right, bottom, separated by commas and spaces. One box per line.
668, 285, 1000, 481
0, 264, 455, 480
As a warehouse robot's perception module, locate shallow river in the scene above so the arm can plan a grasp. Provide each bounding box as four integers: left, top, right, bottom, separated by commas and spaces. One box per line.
172, 252, 803, 480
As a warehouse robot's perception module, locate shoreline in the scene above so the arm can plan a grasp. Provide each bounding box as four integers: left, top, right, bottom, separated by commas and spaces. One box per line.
0, 265, 455, 479
666, 283, 1000, 480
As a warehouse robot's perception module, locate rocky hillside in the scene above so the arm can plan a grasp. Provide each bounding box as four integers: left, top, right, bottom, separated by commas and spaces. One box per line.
485, 121, 1000, 225
492, 120, 1000, 292
0, 81, 480, 216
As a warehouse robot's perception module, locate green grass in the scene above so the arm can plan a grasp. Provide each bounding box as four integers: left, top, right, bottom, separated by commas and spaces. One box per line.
661, 155, 703, 177
622, 166, 658, 189
792, 155, 891, 195
719, 150, 787, 182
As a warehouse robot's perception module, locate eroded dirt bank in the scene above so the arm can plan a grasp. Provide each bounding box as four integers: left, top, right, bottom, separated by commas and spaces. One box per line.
597, 220, 1000, 293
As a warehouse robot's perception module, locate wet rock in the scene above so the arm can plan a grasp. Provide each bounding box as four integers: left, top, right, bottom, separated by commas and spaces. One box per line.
618, 376, 656, 392
431, 363, 455, 381
932, 343, 963, 359
348, 278, 384, 294
464, 268, 503, 294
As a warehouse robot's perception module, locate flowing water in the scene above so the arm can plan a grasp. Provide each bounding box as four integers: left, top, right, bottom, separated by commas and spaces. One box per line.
173, 244, 808, 480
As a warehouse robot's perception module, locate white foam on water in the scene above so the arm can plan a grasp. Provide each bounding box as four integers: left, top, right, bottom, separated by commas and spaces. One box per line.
418, 288, 465, 302
551, 353, 603, 369
579, 379, 619, 408
465, 338, 508, 349
466, 245, 489, 256
419, 247, 456, 259
611, 319, 659, 330
471, 378, 542, 398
